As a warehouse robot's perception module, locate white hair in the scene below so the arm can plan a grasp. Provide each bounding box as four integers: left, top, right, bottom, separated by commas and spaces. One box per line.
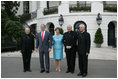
25, 27, 30, 31
79, 24, 85, 28
67, 25, 72, 27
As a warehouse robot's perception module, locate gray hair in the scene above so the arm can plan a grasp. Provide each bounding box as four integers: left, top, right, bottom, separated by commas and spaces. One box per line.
25, 27, 30, 31
41, 24, 46, 28
79, 24, 85, 28
67, 25, 72, 27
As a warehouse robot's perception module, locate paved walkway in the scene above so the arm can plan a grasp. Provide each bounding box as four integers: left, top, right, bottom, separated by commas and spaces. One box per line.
1, 57, 117, 78
1, 47, 117, 78
1, 47, 117, 60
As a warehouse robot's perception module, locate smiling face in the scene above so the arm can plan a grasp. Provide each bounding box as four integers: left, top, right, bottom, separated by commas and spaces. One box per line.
79, 24, 85, 32
25, 28, 30, 34
55, 27, 60, 34
56, 29, 60, 34
41, 24, 46, 31
67, 25, 72, 31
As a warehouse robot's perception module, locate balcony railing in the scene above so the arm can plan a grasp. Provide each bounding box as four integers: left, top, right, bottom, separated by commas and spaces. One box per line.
31, 10, 37, 19
69, 4, 91, 13
104, 4, 117, 12
43, 6, 58, 15
19, 10, 37, 23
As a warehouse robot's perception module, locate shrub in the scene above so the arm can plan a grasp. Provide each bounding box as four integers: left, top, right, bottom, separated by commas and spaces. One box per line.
4, 20, 24, 49
94, 28, 103, 44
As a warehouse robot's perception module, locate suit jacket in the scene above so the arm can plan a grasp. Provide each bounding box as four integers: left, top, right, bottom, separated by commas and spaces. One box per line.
20, 33, 34, 54
36, 31, 52, 53
77, 31, 91, 54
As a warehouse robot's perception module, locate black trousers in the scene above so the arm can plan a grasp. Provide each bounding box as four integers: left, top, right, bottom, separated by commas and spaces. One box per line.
65, 49, 76, 72
22, 51, 32, 71
78, 53, 88, 74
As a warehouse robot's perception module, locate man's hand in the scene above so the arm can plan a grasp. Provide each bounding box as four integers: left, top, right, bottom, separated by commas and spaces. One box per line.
19, 50, 21, 53
32, 50, 34, 53
36, 48, 38, 52
66, 46, 69, 49
86, 52, 89, 56
66, 46, 71, 49
48, 40, 51, 42
68, 46, 71, 49
48, 48, 51, 52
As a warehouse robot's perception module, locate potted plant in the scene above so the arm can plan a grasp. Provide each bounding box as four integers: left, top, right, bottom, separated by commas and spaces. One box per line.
94, 28, 103, 48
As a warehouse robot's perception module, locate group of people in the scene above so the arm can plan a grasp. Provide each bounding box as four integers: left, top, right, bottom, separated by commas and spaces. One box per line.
20, 24, 91, 77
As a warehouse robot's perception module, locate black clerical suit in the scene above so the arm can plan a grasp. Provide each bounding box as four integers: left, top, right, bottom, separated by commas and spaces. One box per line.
63, 31, 77, 73
77, 31, 91, 74
20, 33, 34, 71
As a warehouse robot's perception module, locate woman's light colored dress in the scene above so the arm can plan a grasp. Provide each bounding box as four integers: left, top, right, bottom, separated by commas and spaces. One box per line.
52, 34, 63, 60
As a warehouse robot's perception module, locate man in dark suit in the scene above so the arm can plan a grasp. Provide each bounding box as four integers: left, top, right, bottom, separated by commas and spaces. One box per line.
77, 24, 91, 77
63, 25, 77, 74
20, 27, 34, 72
36, 24, 52, 73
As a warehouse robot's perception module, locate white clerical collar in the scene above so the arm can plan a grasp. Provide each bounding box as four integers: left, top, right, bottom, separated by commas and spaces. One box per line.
81, 30, 85, 33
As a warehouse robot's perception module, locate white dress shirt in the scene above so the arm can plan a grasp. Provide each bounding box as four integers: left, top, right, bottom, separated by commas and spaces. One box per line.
41, 30, 45, 39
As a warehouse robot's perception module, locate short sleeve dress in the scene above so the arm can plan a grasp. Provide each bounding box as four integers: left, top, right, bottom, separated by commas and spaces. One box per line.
52, 34, 63, 60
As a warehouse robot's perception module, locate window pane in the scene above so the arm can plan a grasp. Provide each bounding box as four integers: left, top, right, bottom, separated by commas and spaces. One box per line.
23, 1, 29, 14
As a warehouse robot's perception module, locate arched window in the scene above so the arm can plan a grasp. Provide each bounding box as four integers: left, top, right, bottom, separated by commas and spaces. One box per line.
74, 21, 87, 32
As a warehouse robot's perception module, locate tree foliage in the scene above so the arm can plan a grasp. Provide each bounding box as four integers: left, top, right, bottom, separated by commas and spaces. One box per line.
1, 1, 24, 49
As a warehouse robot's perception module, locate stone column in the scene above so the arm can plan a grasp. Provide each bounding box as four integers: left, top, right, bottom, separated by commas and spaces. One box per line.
37, 1, 47, 18
58, 1, 69, 15
91, 1, 103, 13
37, 1, 47, 32
31, 1, 37, 12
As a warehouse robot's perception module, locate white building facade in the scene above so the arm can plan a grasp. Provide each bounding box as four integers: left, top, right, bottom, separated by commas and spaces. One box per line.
17, 1, 117, 47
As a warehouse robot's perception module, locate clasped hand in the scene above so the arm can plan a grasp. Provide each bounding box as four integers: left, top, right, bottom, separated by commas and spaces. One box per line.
66, 46, 71, 49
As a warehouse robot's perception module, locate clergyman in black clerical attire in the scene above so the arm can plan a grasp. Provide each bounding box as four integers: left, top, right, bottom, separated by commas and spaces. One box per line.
20, 27, 34, 72
77, 24, 91, 77
63, 25, 77, 74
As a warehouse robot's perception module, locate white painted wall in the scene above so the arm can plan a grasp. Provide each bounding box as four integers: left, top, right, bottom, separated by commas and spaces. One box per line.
37, 13, 117, 47
36, 1, 117, 47
16, 1, 117, 47
29, 1, 37, 12
16, 1, 23, 15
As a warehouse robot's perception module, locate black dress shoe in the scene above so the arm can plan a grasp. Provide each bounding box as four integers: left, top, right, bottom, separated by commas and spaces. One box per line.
82, 73, 87, 77
40, 70, 45, 73
71, 71, 74, 74
23, 70, 26, 72
66, 71, 70, 73
28, 70, 32, 72
77, 72, 82, 76
46, 71, 49, 73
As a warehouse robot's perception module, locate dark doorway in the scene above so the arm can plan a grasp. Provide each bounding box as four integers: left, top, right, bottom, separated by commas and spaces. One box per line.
47, 23, 55, 35
30, 24, 37, 37
74, 21, 87, 32
108, 22, 116, 47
